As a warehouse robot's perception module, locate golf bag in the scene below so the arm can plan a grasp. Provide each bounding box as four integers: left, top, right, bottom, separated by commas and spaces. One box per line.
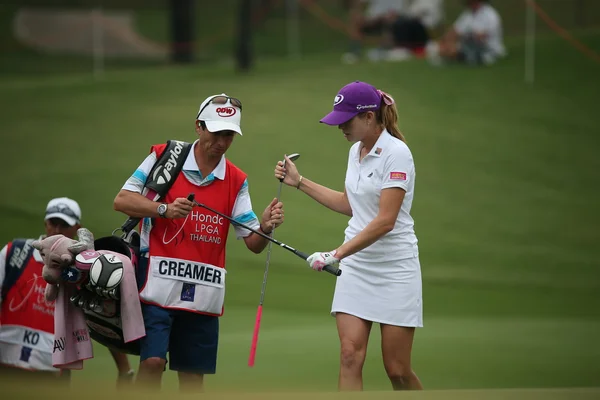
77, 139, 192, 354
70, 235, 142, 355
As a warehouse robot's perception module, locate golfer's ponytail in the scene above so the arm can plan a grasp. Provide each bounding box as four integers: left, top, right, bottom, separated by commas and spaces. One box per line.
381, 101, 406, 143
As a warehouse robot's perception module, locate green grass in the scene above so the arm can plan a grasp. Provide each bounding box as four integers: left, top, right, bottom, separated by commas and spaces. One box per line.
0, 20, 599, 397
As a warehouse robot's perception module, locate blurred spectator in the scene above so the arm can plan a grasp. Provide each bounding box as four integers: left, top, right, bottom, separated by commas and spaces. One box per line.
386, 0, 445, 61
342, 0, 408, 63
406, 0, 445, 34
428, 0, 506, 66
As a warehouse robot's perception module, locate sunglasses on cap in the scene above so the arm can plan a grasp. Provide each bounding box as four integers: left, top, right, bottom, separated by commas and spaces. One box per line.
46, 204, 80, 221
197, 95, 243, 119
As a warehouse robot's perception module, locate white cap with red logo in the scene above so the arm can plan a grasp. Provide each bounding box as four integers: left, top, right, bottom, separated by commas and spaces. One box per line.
196, 93, 243, 135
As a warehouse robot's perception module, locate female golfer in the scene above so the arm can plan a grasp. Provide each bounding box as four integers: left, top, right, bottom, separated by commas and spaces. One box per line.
274, 81, 423, 391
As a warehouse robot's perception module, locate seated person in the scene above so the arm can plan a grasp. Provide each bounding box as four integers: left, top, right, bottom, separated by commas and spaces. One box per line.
388, 0, 445, 57
342, 0, 408, 63
430, 0, 506, 65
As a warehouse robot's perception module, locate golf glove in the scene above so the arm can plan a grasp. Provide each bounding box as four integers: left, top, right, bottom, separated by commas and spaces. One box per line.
307, 250, 339, 271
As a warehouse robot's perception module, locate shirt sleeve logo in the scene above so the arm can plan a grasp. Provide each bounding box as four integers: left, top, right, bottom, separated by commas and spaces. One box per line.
390, 172, 407, 181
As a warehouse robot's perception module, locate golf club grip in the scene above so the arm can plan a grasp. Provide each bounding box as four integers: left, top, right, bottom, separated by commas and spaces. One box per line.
323, 265, 341, 276
248, 305, 262, 367
294, 250, 342, 276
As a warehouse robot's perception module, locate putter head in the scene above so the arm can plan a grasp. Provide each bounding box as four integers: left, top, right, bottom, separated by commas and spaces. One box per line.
284, 153, 300, 162
280, 153, 300, 182
286, 153, 300, 163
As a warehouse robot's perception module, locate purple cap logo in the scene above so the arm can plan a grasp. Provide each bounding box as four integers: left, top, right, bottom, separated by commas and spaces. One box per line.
320, 81, 383, 126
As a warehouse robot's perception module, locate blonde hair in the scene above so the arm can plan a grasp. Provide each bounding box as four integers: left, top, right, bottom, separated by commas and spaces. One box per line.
377, 99, 406, 142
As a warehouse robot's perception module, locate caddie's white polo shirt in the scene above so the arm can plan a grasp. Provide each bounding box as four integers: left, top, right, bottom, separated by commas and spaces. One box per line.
343, 129, 418, 265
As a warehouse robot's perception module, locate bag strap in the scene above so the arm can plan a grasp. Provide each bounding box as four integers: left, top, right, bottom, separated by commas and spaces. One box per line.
1, 239, 36, 301
117, 140, 193, 237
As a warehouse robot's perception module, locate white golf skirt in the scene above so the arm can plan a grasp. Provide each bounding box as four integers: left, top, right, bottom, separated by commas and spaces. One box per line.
331, 255, 423, 327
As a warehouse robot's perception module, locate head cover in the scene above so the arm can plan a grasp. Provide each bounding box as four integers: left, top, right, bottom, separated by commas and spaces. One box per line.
45, 197, 81, 226
320, 81, 395, 126
196, 93, 242, 135
94, 236, 134, 260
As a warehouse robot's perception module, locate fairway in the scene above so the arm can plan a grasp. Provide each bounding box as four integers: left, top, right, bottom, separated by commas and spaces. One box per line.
1, 16, 599, 396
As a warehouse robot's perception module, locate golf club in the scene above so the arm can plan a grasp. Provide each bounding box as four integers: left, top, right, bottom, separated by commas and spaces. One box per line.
187, 196, 341, 277
248, 153, 300, 367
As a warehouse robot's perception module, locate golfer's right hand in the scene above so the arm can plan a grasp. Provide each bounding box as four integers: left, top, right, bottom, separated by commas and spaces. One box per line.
166, 197, 194, 219
275, 155, 301, 188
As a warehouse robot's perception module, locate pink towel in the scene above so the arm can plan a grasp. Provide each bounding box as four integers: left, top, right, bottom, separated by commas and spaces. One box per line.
106, 250, 145, 343
52, 284, 93, 370
52, 250, 145, 369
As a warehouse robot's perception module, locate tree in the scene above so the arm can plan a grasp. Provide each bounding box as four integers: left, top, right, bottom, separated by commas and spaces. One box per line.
169, 0, 194, 63
235, 0, 254, 72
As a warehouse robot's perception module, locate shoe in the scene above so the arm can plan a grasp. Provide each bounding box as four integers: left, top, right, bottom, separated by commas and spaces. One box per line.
384, 48, 413, 62
366, 48, 385, 62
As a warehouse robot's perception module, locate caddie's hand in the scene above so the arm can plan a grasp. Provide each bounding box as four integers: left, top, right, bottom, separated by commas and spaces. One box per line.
274, 155, 301, 188
260, 197, 284, 234
306, 250, 339, 272
166, 197, 194, 219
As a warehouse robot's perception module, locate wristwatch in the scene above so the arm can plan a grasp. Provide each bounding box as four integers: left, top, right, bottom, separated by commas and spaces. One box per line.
157, 203, 168, 218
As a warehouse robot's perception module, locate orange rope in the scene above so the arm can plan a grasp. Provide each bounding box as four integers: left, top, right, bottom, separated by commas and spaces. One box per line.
298, 0, 381, 45
301, 0, 600, 64
299, 0, 348, 35
526, 0, 600, 63
11, 3, 279, 54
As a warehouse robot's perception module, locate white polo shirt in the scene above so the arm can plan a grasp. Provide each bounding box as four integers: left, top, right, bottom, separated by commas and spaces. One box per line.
362, 0, 407, 19
454, 4, 506, 57
406, 0, 444, 29
343, 129, 418, 265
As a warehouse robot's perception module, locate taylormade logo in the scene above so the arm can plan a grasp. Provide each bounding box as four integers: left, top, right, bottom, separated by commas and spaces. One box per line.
356, 104, 377, 110
153, 141, 184, 185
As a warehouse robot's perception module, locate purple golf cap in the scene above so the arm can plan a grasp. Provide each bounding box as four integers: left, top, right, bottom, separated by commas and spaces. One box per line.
320, 81, 381, 126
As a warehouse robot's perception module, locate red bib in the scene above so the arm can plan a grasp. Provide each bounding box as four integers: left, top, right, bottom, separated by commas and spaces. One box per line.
1, 242, 56, 370
139, 143, 247, 316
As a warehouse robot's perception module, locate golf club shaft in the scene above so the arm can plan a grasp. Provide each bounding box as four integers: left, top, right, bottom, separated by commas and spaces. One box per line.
258, 152, 296, 304
259, 181, 282, 306
250, 153, 302, 367
190, 198, 341, 277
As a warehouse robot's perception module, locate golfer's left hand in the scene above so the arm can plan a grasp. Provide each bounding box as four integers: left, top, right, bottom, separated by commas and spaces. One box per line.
260, 197, 284, 234
307, 250, 339, 271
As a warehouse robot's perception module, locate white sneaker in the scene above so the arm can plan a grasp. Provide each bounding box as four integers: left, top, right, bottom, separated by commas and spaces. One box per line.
384, 48, 412, 62
367, 48, 385, 62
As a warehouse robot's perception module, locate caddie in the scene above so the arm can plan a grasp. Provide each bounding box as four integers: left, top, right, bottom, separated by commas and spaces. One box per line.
113, 93, 285, 391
